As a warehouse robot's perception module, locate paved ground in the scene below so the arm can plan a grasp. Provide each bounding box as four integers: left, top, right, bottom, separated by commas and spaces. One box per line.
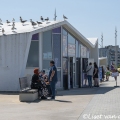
0, 76, 120, 120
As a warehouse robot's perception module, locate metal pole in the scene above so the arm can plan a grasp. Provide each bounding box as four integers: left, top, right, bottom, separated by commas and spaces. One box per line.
114, 27, 119, 87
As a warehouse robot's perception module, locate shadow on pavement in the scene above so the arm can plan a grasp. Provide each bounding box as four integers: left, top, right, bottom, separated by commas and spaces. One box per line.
56, 87, 118, 96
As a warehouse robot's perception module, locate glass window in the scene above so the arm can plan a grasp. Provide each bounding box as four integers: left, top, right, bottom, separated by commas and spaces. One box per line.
43, 30, 52, 58
53, 34, 61, 67
56, 69, 61, 87
68, 44, 75, 56
63, 35, 68, 57
52, 27, 61, 33
43, 60, 51, 70
32, 33, 39, 40
43, 30, 52, 69
76, 40, 79, 57
68, 33, 75, 44
26, 41, 39, 67
81, 44, 87, 58
63, 28, 67, 35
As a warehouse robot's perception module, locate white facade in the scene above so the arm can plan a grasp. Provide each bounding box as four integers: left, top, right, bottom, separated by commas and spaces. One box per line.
0, 20, 98, 91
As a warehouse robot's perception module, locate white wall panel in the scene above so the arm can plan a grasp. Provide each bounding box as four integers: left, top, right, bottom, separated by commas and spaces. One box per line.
0, 33, 32, 91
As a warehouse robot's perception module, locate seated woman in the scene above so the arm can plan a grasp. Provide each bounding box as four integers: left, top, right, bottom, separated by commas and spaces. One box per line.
41, 70, 52, 96
31, 68, 41, 96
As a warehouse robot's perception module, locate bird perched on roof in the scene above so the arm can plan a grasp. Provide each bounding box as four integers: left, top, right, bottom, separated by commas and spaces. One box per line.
6, 20, 10, 25
36, 21, 42, 26
45, 17, 49, 21
2, 28, 5, 34
63, 15, 68, 20
0, 19, 3, 25
41, 16, 44, 22
12, 18, 15, 22
0, 18, 2, 23
30, 19, 37, 27
11, 22, 15, 30
20, 16, 27, 25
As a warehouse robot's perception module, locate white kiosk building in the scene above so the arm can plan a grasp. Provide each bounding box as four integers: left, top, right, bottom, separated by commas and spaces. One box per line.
0, 20, 98, 91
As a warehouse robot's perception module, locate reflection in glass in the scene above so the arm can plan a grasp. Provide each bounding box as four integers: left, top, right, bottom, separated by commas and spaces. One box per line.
56, 69, 61, 87
63, 35, 68, 57
68, 33, 75, 44
53, 34, 61, 67
63, 28, 67, 35
27, 41, 39, 67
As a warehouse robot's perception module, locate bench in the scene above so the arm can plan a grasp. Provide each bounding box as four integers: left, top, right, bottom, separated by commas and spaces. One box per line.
19, 77, 38, 102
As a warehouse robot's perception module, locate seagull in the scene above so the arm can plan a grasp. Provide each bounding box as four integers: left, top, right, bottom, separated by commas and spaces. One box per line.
30, 19, 37, 27
0, 19, 3, 25
6, 20, 10, 24
0, 18, 2, 23
20, 16, 27, 25
41, 16, 44, 22
12, 18, 15, 22
63, 15, 68, 20
36, 21, 42, 26
45, 17, 49, 21
2, 28, 5, 34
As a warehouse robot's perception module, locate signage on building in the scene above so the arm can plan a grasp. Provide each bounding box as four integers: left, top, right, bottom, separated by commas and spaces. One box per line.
68, 44, 75, 56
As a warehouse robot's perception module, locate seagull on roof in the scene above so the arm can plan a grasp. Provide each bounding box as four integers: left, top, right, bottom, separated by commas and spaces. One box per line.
12, 18, 15, 22
6, 20, 10, 25
2, 28, 5, 34
45, 17, 49, 21
20, 16, 27, 25
63, 15, 68, 20
36, 21, 42, 26
0, 18, 2, 23
41, 16, 44, 22
30, 19, 37, 27
0, 19, 3, 25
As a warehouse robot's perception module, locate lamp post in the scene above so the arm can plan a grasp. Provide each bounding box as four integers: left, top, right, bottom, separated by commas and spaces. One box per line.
115, 27, 117, 67
101, 33, 103, 48
114, 27, 119, 87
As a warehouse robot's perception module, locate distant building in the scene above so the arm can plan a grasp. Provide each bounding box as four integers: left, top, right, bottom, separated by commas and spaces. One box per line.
99, 45, 120, 66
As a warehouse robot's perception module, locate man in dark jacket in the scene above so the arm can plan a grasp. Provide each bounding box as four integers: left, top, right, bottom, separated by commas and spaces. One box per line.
49, 60, 57, 100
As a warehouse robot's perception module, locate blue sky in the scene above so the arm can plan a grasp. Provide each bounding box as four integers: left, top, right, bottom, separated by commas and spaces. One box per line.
0, 0, 120, 47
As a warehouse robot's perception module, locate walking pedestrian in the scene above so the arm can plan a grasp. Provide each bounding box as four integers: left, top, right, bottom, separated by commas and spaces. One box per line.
111, 63, 118, 81
93, 62, 99, 87
106, 67, 110, 81
86, 62, 93, 88
102, 66, 105, 81
49, 60, 58, 100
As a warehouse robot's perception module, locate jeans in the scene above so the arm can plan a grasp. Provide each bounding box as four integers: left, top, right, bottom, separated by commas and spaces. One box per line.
50, 81, 56, 99
87, 75, 92, 87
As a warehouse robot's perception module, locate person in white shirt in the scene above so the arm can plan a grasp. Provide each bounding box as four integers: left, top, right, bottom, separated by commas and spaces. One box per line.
86, 62, 93, 88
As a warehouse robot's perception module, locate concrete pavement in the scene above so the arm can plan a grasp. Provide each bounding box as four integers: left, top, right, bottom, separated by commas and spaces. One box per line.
0, 76, 120, 120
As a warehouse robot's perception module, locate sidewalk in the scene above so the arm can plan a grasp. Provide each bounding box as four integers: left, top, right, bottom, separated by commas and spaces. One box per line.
0, 76, 120, 120
78, 76, 120, 120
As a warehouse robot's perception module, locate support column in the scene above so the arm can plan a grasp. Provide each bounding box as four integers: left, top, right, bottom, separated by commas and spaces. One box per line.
39, 32, 43, 70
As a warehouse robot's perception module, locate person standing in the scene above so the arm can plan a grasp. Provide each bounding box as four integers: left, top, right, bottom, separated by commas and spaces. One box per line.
86, 62, 93, 88
106, 67, 110, 81
49, 60, 57, 100
93, 62, 99, 87
102, 66, 105, 82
